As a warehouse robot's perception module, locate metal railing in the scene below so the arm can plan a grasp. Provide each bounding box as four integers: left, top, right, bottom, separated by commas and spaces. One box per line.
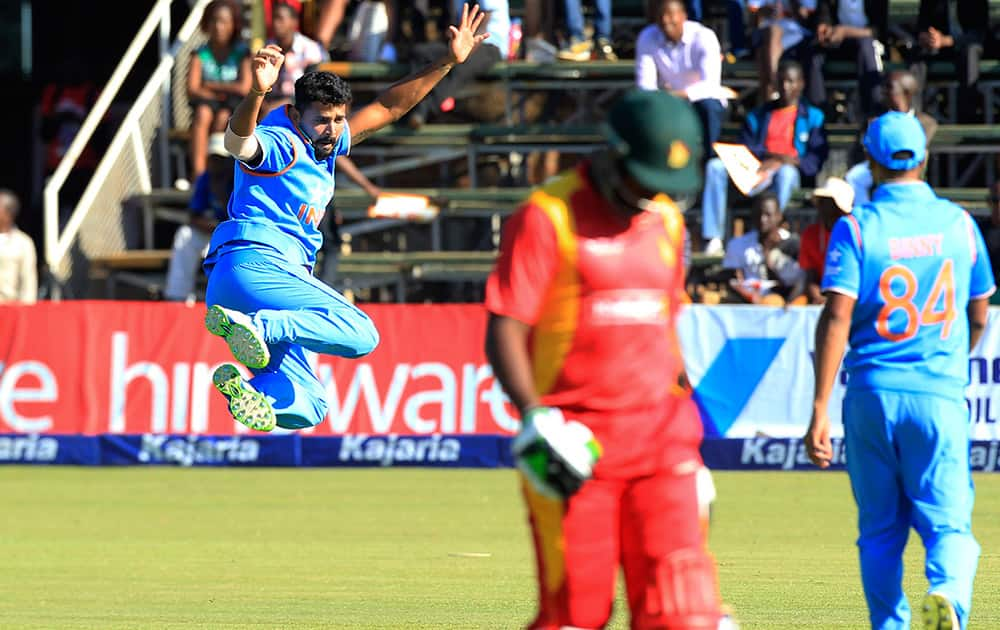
42, 0, 210, 297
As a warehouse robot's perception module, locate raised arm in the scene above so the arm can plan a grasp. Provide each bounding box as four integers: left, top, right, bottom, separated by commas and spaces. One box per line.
348, 3, 488, 145
224, 44, 285, 162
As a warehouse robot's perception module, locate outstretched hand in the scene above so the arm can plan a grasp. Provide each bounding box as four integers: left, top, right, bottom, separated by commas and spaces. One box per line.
448, 3, 490, 64
251, 44, 285, 93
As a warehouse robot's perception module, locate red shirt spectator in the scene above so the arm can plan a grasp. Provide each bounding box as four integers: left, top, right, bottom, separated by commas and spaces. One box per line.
799, 176, 854, 303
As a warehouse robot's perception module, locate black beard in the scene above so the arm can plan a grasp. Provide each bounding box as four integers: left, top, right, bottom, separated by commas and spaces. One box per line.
314, 142, 334, 159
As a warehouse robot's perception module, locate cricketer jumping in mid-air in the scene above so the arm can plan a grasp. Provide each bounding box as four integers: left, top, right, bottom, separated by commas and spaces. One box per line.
203, 4, 489, 432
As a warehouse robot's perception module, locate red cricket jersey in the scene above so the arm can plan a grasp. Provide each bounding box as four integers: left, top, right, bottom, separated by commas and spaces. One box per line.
486, 163, 702, 476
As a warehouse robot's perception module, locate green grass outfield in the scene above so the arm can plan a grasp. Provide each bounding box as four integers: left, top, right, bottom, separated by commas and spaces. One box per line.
1, 468, 998, 629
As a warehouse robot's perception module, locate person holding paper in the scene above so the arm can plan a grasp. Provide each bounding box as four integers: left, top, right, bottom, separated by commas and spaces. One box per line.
636, 0, 728, 159
720, 191, 805, 305
699, 59, 827, 255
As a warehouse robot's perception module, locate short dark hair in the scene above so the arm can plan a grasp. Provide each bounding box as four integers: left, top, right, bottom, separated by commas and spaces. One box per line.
652, 0, 686, 17
294, 71, 352, 109
272, 1, 300, 20
754, 191, 781, 212
199, 0, 243, 43
777, 59, 803, 79
0, 188, 21, 220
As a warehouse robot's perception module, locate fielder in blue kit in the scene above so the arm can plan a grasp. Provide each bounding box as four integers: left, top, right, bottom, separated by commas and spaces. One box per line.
203, 5, 489, 432
806, 111, 995, 630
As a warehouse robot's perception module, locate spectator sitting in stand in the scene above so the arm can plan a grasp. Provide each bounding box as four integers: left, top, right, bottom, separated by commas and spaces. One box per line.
164, 134, 234, 302
844, 69, 937, 205
700, 60, 827, 255
557, 0, 617, 61
685, 0, 751, 59
721, 191, 805, 305
749, 0, 817, 104
809, 0, 887, 119
186, 0, 251, 181
906, 0, 990, 123
798, 176, 853, 304
0, 189, 37, 304
261, 1, 329, 116
636, 0, 728, 161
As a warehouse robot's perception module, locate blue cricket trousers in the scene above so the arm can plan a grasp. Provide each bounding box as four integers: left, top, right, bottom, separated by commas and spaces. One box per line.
843, 388, 979, 630
205, 248, 379, 429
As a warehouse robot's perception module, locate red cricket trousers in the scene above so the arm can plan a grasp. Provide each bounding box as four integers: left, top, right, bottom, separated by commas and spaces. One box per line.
522, 459, 721, 629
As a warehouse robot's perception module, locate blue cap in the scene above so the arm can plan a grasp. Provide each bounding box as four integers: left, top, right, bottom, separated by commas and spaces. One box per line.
863, 111, 927, 171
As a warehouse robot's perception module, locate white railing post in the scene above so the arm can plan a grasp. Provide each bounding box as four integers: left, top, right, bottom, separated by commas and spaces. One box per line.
43, 0, 172, 268
42, 0, 212, 289
158, 0, 172, 188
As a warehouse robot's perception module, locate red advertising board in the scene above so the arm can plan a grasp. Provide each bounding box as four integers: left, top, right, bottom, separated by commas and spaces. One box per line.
0, 302, 516, 436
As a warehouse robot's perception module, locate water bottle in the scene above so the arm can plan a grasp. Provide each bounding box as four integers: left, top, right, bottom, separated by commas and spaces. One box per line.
508, 18, 522, 61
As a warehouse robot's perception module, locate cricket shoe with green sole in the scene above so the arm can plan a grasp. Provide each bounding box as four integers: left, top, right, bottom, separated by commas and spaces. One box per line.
205, 304, 270, 369
212, 363, 276, 432
922, 592, 958, 630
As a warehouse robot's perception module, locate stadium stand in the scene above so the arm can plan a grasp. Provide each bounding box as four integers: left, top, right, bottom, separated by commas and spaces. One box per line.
38, 0, 1000, 302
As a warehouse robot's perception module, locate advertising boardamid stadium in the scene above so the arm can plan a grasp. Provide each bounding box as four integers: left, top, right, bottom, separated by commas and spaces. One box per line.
4, 302, 1000, 471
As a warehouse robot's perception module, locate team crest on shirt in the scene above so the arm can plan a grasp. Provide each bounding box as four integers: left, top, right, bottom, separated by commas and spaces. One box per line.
667, 140, 691, 169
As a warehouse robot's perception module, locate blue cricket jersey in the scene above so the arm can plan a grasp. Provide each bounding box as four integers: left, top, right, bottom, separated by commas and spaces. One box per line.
205, 105, 350, 268
822, 181, 996, 396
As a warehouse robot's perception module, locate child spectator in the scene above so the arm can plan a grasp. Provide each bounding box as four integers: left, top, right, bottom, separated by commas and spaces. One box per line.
798, 176, 853, 304
722, 191, 805, 305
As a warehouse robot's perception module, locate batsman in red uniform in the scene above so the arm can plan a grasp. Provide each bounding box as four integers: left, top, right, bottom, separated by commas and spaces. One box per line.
485, 90, 724, 629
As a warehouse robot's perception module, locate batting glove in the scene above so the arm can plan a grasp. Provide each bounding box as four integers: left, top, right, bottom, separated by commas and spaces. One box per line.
512, 406, 602, 500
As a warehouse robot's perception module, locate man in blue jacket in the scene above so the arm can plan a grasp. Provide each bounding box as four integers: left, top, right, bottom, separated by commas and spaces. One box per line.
700, 60, 827, 255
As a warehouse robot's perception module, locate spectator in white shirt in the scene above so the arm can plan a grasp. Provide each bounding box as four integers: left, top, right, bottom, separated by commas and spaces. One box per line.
721, 191, 804, 305
636, 0, 727, 158
0, 189, 37, 304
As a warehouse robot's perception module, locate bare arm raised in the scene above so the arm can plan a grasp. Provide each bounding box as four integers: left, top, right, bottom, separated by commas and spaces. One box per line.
224, 44, 285, 162
348, 2, 489, 145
